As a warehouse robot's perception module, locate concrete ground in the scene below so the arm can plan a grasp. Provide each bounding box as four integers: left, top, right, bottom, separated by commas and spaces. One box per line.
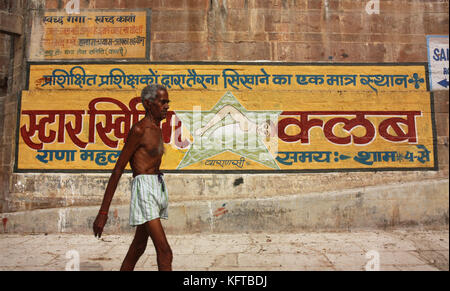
0, 229, 448, 271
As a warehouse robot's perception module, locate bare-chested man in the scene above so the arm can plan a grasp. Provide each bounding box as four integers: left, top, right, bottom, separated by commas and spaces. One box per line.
93, 84, 172, 271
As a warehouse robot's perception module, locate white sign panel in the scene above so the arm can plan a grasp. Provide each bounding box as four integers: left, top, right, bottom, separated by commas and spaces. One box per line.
427, 35, 449, 91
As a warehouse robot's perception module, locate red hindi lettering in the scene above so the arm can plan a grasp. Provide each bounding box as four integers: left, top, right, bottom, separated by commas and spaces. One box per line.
378, 111, 421, 143
21, 111, 56, 150
323, 113, 376, 145
173, 113, 190, 149
277, 111, 420, 146
20, 110, 87, 150
88, 98, 132, 148
65, 111, 88, 148
278, 112, 323, 143
161, 111, 174, 144
129, 97, 145, 126
160, 111, 189, 148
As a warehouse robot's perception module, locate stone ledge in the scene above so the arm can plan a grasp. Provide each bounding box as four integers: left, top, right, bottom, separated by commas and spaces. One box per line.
1, 179, 448, 234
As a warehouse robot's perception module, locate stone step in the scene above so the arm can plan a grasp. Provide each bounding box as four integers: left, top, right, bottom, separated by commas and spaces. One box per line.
1, 179, 448, 234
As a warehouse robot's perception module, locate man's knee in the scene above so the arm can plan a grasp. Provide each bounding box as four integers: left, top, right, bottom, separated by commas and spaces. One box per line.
134, 242, 147, 257
156, 244, 172, 261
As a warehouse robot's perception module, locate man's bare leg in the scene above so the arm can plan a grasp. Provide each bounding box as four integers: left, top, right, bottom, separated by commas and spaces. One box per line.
120, 224, 149, 271
144, 218, 173, 271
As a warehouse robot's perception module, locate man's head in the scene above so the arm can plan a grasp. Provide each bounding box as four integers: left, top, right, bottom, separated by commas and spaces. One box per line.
141, 84, 170, 120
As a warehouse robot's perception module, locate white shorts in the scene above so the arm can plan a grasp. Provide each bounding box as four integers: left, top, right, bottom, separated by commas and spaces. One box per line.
129, 174, 168, 226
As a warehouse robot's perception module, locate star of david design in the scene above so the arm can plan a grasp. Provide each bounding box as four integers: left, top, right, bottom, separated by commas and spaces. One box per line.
175, 92, 282, 170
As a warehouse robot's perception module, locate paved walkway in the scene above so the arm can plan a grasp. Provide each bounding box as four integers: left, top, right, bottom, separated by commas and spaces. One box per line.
0, 229, 448, 271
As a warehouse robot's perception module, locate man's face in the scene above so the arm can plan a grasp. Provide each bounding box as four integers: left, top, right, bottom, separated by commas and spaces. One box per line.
145, 89, 170, 120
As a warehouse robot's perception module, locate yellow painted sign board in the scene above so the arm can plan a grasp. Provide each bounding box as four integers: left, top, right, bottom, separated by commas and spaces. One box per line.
16, 63, 437, 172
28, 10, 149, 60
28, 63, 427, 92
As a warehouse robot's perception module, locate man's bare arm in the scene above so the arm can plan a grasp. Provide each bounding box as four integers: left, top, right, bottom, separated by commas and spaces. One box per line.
93, 125, 143, 238
99, 125, 143, 212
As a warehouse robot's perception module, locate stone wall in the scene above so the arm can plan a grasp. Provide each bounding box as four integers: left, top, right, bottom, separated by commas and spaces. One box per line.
0, 0, 448, 232
0, 0, 26, 213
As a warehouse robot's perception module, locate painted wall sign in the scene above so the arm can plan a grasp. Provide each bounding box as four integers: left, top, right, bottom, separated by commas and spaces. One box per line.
16, 63, 436, 173
427, 35, 449, 91
28, 9, 150, 60
28, 63, 428, 93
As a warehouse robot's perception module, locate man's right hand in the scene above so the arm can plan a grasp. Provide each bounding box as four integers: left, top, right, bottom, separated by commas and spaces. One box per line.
93, 213, 108, 238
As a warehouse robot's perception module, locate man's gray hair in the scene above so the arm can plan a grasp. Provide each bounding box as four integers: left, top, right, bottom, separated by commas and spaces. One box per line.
141, 84, 167, 104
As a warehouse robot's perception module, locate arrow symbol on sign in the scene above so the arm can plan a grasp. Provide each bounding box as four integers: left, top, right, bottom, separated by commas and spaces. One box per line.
438, 79, 449, 88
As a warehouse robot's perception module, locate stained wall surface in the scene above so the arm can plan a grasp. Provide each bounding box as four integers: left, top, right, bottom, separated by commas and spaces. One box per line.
0, 0, 448, 233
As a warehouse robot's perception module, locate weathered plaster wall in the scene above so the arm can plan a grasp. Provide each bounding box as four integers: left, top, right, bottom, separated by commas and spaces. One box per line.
0, 0, 27, 213
0, 0, 448, 233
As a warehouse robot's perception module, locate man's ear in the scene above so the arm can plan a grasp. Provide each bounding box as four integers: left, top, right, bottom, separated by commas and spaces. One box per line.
143, 98, 152, 108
